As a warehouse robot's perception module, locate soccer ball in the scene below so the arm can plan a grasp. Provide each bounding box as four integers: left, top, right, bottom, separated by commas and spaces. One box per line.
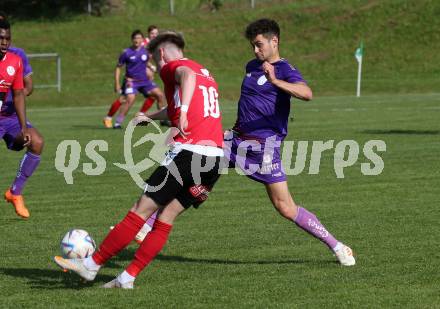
60, 229, 96, 259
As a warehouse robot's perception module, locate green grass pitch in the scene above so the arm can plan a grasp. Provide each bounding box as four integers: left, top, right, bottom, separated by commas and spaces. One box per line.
1, 93, 439, 307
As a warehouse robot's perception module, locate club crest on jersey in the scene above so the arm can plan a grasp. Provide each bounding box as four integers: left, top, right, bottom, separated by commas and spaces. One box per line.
257, 75, 267, 85
7, 66, 15, 76
141, 54, 147, 61
246, 73, 251, 78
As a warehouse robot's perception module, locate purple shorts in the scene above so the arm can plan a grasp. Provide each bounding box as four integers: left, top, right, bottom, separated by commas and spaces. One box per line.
0, 114, 33, 151
224, 134, 286, 184
122, 79, 158, 97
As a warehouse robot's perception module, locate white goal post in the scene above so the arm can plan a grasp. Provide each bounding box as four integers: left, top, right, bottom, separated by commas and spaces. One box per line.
28, 53, 61, 93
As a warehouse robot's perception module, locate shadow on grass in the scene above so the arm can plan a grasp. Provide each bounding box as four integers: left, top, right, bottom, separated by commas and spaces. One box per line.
0, 267, 114, 290
110, 248, 336, 266
154, 254, 336, 266
71, 125, 110, 130
361, 129, 440, 135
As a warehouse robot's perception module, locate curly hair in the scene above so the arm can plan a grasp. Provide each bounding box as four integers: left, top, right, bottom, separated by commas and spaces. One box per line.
131, 29, 144, 40
245, 18, 280, 41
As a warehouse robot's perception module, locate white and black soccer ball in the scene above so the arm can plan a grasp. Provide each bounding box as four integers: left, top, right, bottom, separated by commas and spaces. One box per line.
60, 229, 96, 259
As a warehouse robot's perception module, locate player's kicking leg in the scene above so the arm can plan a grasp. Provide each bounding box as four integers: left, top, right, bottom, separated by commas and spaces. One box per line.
4, 123, 44, 219
53, 194, 160, 282
109, 210, 158, 244
265, 181, 355, 266
103, 199, 185, 289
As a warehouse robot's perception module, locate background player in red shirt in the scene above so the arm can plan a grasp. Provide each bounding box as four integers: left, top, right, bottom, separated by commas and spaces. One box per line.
0, 19, 43, 219
55, 32, 224, 289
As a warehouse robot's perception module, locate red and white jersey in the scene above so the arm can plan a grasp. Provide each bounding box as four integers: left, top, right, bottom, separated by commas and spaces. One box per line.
141, 37, 150, 48
0, 52, 23, 94
0, 52, 23, 108
160, 58, 223, 148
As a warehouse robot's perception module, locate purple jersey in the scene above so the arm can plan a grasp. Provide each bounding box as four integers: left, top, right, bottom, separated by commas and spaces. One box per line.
233, 58, 305, 140
1, 46, 33, 117
118, 47, 148, 82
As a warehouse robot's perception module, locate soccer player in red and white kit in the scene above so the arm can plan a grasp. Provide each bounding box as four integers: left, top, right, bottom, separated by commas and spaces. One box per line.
54, 32, 224, 289
0, 19, 41, 219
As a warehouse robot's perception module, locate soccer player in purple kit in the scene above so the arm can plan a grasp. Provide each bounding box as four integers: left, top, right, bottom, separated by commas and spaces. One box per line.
107, 29, 165, 129
0, 16, 43, 219
225, 18, 355, 266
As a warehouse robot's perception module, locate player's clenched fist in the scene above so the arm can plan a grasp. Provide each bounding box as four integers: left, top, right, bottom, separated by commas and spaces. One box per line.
262, 61, 277, 83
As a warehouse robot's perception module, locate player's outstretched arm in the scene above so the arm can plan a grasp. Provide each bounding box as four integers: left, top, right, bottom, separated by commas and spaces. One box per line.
13, 89, 31, 145
145, 107, 168, 121
262, 61, 312, 101
272, 80, 313, 101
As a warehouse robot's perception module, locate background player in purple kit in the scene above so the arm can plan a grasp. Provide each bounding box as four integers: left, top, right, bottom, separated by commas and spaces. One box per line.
108, 29, 165, 129
0, 16, 43, 219
225, 18, 355, 266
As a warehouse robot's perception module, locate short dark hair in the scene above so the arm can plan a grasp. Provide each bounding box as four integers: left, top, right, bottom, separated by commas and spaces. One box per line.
147, 25, 158, 33
131, 29, 144, 39
0, 19, 10, 30
147, 32, 185, 54
245, 18, 280, 41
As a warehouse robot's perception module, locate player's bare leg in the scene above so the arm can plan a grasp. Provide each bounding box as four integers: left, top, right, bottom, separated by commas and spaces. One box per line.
265, 181, 355, 266
104, 95, 125, 128
5, 128, 44, 219
103, 199, 185, 289
141, 87, 171, 127
114, 94, 136, 128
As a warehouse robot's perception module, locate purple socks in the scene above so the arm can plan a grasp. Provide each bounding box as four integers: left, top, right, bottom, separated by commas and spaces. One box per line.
115, 114, 125, 125
294, 207, 338, 250
11, 152, 41, 195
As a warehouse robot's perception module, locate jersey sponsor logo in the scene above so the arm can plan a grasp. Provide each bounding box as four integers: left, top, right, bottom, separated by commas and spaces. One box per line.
0, 79, 12, 89
141, 54, 147, 61
257, 75, 267, 85
7, 66, 15, 76
130, 56, 136, 60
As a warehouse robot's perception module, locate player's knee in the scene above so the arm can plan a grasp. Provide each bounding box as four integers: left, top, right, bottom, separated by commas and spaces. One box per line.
131, 195, 159, 219
272, 197, 296, 219
30, 132, 44, 154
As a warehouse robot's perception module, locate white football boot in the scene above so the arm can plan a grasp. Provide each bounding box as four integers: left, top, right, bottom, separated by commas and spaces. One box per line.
334, 243, 356, 266
53, 256, 98, 281
102, 278, 134, 289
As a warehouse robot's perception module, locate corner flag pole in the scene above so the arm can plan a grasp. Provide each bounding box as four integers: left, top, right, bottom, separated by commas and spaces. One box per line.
355, 41, 364, 97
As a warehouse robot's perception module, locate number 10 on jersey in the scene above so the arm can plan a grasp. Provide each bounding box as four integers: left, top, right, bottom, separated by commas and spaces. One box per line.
199, 85, 220, 118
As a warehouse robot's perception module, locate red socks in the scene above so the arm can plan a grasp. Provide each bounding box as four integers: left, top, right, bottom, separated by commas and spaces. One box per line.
92, 211, 145, 265
125, 220, 172, 277
107, 99, 122, 117
139, 97, 155, 113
